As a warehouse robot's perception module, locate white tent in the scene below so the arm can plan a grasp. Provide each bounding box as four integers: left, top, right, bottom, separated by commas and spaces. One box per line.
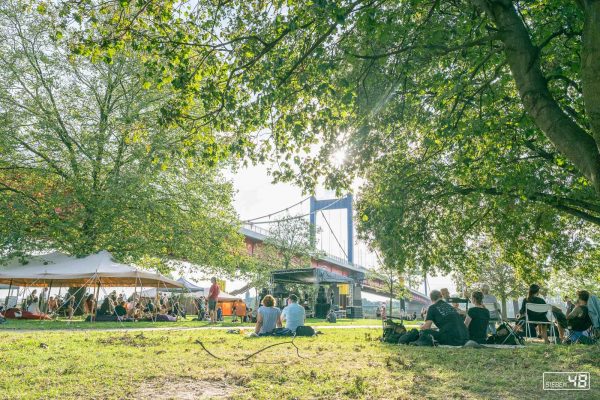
0, 251, 183, 288
140, 287, 241, 302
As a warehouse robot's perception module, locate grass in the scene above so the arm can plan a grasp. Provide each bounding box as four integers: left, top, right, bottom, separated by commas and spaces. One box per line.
0, 317, 387, 331
0, 327, 597, 399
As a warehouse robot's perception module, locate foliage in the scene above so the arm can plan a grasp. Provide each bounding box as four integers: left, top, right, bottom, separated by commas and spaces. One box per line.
51, 0, 600, 220
367, 264, 408, 316
242, 216, 318, 291
40, 0, 600, 282
3, 0, 597, 287
0, 3, 245, 273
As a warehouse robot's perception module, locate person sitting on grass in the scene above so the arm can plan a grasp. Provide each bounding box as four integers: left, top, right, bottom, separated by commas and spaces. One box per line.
420, 289, 469, 346
518, 284, 550, 344
464, 291, 490, 344
114, 301, 127, 321
282, 294, 306, 332
47, 296, 58, 314
565, 290, 593, 343
254, 294, 282, 336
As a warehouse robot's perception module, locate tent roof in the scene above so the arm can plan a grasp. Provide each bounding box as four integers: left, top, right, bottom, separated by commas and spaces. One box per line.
271, 268, 355, 285
0, 251, 183, 288
176, 277, 205, 292
140, 287, 242, 302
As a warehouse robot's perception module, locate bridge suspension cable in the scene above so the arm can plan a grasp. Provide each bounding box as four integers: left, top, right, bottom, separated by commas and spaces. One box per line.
243, 196, 311, 223
244, 197, 346, 225
320, 210, 348, 260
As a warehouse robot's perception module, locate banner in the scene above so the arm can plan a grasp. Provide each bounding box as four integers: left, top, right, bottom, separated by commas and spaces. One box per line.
338, 284, 349, 295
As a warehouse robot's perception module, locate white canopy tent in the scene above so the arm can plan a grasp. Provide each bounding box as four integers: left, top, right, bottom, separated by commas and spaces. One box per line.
0, 251, 183, 288
140, 287, 241, 302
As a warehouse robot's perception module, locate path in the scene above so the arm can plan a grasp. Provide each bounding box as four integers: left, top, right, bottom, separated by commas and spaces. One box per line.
0, 324, 384, 334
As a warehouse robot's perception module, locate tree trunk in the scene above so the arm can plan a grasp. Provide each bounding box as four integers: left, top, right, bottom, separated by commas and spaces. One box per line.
389, 280, 393, 317
473, 0, 600, 192
582, 0, 600, 148
500, 294, 508, 319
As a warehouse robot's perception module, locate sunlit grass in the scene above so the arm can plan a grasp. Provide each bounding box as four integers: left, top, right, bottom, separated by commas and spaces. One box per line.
0, 328, 597, 399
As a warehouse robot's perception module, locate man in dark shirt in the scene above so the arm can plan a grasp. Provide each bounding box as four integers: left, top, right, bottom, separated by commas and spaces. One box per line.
566, 290, 593, 343
114, 301, 127, 320
421, 290, 469, 346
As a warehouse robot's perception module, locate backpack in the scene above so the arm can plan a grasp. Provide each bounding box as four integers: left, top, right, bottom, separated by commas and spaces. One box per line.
295, 325, 315, 337
486, 323, 524, 345
398, 328, 420, 345
382, 318, 407, 343
410, 331, 436, 346
272, 328, 294, 336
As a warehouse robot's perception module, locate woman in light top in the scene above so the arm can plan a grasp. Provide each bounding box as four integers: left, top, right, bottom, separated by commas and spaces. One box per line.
254, 295, 282, 335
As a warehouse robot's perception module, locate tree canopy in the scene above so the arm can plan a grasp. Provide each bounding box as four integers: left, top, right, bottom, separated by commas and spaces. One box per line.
8, 0, 600, 279
0, 2, 246, 273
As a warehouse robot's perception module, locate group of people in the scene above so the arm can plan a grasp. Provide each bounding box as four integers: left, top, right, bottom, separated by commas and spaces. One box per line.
252, 293, 307, 336
407, 284, 597, 346
516, 284, 596, 344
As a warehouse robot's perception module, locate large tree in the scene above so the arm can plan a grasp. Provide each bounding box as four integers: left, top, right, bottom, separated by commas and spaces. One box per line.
0, 3, 245, 272
55, 0, 600, 221
43, 1, 600, 278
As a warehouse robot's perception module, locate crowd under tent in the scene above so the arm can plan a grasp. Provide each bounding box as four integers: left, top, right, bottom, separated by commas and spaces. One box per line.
0, 250, 183, 321
140, 286, 244, 316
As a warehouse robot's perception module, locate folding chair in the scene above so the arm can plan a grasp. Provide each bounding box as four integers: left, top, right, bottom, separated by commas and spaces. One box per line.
525, 303, 557, 344
483, 303, 522, 345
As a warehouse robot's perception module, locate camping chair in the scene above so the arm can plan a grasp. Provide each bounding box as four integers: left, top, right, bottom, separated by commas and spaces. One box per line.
525, 303, 557, 344
484, 303, 521, 345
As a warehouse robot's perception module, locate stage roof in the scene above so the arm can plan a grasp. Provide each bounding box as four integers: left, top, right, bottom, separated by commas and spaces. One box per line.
271, 268, 355, 285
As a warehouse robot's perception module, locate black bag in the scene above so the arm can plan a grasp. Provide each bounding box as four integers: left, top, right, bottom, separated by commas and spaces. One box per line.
272, 328, 294, 336
410, 331, 436, 346
382, 318, 407, 343
295, 326, 316, 337
487, 323, 523, 345
398, 328, 420, 345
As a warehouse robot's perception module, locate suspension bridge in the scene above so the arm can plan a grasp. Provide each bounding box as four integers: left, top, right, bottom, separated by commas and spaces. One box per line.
237, 194, 430, 316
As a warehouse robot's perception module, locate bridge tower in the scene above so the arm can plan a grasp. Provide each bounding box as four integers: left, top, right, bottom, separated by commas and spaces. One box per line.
309, 194, 354, 264
309, 194, 363, 318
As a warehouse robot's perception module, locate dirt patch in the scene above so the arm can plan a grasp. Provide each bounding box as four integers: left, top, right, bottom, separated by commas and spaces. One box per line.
135, 379, 236, 400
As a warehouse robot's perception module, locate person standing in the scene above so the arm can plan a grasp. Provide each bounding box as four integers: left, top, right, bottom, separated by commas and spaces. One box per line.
208, 277, 220, 324
481, 284, 499, 334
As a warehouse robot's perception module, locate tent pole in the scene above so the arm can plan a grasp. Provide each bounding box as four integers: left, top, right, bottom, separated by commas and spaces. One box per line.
46, 280, 53, 314
93, 280, 100, 323
6, 279, 13, 307
154, 280, 159, 321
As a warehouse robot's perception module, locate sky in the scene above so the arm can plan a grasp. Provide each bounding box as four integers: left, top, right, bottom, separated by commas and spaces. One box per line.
0, 163, 454, 302
228, 163, 455, 297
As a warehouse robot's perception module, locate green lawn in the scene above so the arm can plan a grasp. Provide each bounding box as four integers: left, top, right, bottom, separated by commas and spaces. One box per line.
0, 328, 597, 399
0, 317, 388, 331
